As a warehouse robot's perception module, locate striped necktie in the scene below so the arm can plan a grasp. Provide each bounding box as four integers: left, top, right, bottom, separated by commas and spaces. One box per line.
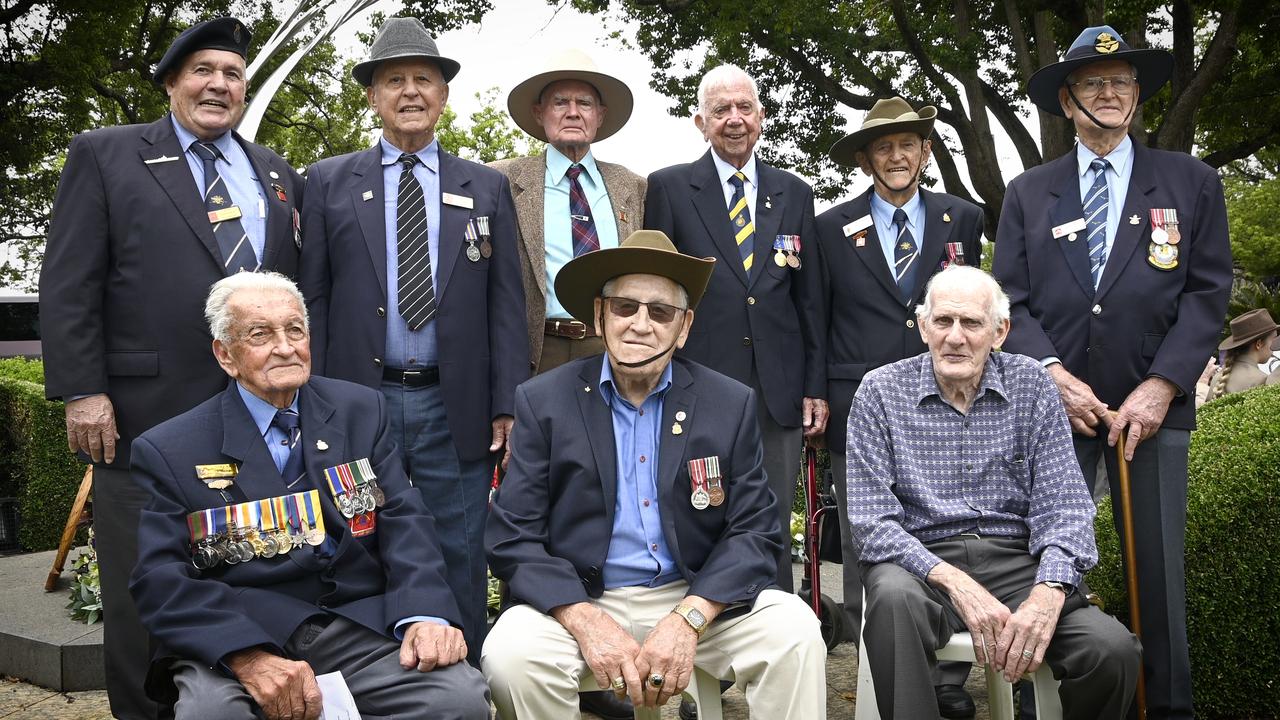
566, 164, 600, 256
892, 208, 920, 300
269, 409, 306, 490
190, 141, 258, 274
727, 172, 755, 274
1085, 158, 1111, 288
395, 153, 438, 330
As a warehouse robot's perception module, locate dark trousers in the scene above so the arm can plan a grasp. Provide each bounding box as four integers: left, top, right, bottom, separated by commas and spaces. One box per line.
749, 369, 803, 592
862, 536, 1140, 720
1075, 429, 1194, 719
97, 464, 161, 719
171, 617, 489, 719
382, 381, 493, 667
537, 334, 603, 374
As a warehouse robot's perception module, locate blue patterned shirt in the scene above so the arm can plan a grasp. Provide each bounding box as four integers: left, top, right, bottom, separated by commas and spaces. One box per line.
845, 351, 1097, 586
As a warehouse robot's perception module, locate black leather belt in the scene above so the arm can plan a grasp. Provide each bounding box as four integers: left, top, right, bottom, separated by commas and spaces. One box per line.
382, 366, 440, 387
544, 319, 597, 339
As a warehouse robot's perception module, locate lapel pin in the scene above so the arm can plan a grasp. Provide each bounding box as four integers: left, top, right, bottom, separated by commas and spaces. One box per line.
943, 212, 952, 223
1129, 214, 1140, 225
362, 190, 374, 201
1068, 232, 1077, 242
672, 422, 683, 436
316, 440, 328, 451
764, 197, 772, 209
619, 210, 627, 223
584, 386, 591, 392
675, 410, 686, 421
269, 170, 280, 179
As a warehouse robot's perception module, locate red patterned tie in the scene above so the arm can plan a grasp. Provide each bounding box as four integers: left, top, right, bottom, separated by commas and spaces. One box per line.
566, 164, 600, 256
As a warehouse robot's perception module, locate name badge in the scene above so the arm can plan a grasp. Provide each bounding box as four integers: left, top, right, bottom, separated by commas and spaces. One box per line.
442, 192, 474, 209
842, 215, 874, 237
195, 463, 238, 480
1051, 218, 1087, 239
208, 206, 243, 224
143, 155, 180, 165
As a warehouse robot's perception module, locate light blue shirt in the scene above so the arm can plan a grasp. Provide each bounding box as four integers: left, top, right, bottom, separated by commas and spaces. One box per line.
172, 114, 267, 263
711, 151, 758, 223
544, 147, 619, 320
1075, 135, 1133, 263
380, 136, 441, 369
599, 357, 681, 590
236, 383, 447, 635
869, 189, 926, 273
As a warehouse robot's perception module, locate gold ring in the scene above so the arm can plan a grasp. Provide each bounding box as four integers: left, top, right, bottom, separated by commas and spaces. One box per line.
648, 674, 665, 688
611, 677, 625, 691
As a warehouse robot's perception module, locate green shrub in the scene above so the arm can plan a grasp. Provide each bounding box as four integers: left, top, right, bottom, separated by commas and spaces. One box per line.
1088, 383, 1280, 718
0, 359, 83, 552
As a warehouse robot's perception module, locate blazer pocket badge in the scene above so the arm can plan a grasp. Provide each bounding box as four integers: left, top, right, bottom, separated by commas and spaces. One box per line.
687, 455, 725, 509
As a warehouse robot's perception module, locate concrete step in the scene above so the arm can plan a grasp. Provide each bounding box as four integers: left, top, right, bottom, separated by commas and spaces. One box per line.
0, 549, 104, 691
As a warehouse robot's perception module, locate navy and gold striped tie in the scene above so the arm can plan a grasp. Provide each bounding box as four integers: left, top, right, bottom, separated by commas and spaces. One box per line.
728, 172, 755, 274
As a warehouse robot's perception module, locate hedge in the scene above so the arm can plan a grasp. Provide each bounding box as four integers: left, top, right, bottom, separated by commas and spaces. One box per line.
1088, 383, 1280, 718
0, 358, 83, 551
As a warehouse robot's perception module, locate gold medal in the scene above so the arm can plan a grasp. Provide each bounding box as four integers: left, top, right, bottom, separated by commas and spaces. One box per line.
774, 250, 786, 267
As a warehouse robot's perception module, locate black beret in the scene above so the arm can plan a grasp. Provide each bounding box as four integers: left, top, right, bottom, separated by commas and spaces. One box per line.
153, 17, 251, 84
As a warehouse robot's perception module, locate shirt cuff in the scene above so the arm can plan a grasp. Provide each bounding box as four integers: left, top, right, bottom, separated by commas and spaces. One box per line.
902, 546, 944, 581
1035, 547, 1083, 587
1040, 357, 1061, 368
393, 616, 449, 640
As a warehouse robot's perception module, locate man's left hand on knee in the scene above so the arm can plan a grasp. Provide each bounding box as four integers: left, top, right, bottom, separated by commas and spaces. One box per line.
400, 621, 468, 672
995, 583, 1065, 681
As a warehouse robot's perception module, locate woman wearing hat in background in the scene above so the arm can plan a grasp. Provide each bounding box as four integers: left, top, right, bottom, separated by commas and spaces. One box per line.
1205, 309, 1278, 401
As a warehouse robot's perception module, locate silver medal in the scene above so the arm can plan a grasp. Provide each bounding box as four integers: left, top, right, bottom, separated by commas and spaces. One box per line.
466, 243, 481, 262
691, 488, 710, 510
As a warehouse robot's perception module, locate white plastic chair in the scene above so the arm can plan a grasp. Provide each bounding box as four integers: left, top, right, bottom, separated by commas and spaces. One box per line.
579, 665, 725, 720
854, 590, 1062, 720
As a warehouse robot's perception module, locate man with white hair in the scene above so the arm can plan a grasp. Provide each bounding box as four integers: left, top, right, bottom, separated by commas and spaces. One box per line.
645, 64, 827, 595
129, 272, 488, 719
847, 265, 1140, 719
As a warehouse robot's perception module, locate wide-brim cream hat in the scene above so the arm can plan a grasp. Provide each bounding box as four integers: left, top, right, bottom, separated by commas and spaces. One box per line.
506, 49, 633, 143
829, 97, 937, 166
554, 230, 715, 326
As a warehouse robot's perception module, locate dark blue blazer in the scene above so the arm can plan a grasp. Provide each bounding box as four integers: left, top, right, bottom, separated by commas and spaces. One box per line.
129, 377, 458, 684
816, 187, 984, 449
486, 356, 781, 613
644, 151, 826, 427
992, 140, 1232, 430
39, 114, 304, 467
298, 145, 530, 460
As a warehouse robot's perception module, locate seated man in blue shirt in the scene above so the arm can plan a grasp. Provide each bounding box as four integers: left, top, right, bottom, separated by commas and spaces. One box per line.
483, 230, 827, 718
846, 265, 1140, 720
129, 272, 488, 720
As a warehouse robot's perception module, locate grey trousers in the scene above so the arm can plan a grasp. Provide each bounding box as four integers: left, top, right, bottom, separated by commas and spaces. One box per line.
862, 536, 1140, 720
172, 617, 490, 720
832, 451, 969, 686
1075, 429, 1193, 720
95, 464, 160, 720
752, 375, 804, 592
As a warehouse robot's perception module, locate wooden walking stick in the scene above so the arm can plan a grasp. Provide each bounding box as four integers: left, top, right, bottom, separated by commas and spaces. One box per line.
1115, 432, 1148, 719
44, 466, 94, 592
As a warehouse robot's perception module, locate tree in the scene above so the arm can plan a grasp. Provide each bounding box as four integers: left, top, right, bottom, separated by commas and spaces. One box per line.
436, 88, 546, 162
0, 0, 492, 289
567, 0, 1279, 238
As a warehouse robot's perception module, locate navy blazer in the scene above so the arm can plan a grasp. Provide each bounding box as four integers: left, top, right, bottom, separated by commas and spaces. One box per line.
816, 187, 984, 448
486, 356, 780, 613
644, 151, 826, 427
992, 140, 1232, 431
129, 377, 458, 690
298, 144, 530, 461
39, 115, 304, 467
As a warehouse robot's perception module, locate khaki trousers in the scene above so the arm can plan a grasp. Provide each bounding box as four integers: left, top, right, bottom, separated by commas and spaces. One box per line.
481, 581, 827, 719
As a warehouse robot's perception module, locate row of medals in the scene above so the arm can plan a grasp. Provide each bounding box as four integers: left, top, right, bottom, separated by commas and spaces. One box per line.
691, 480, 725, 510
464, 217, 493, 262
191, 518, 324, 570
335, 479, 386, 519
773, 248, 801, 269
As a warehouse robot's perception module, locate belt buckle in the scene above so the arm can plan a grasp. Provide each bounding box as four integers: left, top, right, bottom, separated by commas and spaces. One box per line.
554, 319, 587, 340
401, 369, 421, 385
960, 532, 982, 539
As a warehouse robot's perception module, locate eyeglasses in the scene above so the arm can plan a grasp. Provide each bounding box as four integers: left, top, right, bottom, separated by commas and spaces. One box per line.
1069, 75, 1137, 99
238, 323, 308, 347
602, 296, 687, 325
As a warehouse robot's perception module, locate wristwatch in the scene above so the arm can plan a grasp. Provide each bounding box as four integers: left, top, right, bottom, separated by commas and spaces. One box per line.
1039, 581, 1070, 595
673, 603, 709, 637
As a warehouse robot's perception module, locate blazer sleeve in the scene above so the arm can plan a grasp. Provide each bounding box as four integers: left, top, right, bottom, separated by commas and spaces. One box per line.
642, 171, 675, 236
129, 436, 281, 667
792, 183, 827, 398
298, 163, 331, 375
1145, 169, 1233, 395
488, 175, 531, 418
965, 204, 985, 266
39, 133, 111, 400
992, 179, 1058, 361
485, 385, 592, 612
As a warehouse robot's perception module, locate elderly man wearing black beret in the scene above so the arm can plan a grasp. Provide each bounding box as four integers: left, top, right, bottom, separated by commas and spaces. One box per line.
39, 17, 305, 719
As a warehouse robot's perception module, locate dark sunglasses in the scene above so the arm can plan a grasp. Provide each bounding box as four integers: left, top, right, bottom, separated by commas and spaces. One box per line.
602, 296, 687, 325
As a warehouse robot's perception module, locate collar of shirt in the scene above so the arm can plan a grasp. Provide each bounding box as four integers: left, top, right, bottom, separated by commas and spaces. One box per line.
711, 150, 757, 192
914, 352, 1010, 409
598, 355, 674, 407
1075, 134, 1133, 181
171, 113, 235, 159
870, 188, 925, 268
546, 144, 601, 187
236, 382, 300, 441
380, 135, 439, 173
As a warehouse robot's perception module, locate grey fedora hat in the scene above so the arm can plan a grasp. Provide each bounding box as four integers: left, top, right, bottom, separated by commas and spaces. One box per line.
352, 17, 460, 87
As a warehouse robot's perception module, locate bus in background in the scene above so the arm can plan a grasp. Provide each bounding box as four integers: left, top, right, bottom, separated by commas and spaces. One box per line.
0, 293, 39, 358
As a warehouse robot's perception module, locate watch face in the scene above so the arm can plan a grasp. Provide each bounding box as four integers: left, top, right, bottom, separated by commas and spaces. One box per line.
687, 607, 707, 627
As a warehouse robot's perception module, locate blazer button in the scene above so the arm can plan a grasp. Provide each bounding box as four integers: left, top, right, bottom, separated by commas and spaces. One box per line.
906, 319, 915, 328
377, 306, 386, 317
747, 296, 756, 305
373, 357, 383, 367
747, 584, 758, 594
587, 566, 600, 578
742, 337, 752, 347
1092, 304, 1102, 315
